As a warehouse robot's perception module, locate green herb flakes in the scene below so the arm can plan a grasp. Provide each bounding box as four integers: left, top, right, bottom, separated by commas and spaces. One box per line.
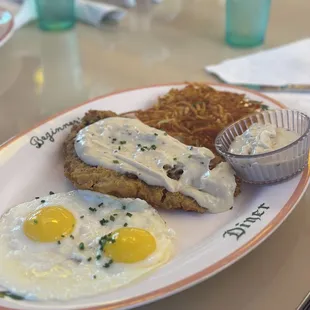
100, 218, 109, 226
79, 242, 85, 250
103, 259, 113, 268
0, 291, 24, 300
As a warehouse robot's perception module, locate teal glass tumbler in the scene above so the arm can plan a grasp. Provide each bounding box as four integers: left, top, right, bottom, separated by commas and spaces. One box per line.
35, 0, 76, 31
225, 0, 271, 47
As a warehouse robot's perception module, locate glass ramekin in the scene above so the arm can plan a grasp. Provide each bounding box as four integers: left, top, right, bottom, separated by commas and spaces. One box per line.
215, 109, 310, 184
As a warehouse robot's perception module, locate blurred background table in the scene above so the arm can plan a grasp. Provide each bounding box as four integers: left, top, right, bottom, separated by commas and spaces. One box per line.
0, 0, 309, 309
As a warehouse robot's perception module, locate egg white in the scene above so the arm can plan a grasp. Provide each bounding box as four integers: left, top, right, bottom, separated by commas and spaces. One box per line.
0, 190, 175, 300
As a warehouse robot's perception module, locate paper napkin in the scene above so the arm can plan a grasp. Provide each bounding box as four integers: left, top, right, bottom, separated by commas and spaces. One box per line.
0, 0, 126, 30
206, 39, 310, 86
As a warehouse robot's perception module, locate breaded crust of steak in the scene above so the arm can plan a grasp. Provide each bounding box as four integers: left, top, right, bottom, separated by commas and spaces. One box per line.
64, 110, 239, 213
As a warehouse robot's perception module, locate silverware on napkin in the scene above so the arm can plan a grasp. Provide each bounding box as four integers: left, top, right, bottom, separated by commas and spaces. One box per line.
229, 83, 310, 93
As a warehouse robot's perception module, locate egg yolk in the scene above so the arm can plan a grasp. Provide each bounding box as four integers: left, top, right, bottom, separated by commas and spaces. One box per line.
23, 206, 75, 242
104, 227, 156, 263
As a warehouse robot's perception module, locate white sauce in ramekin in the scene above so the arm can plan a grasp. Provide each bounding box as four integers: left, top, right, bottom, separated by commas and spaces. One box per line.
75, 117, 236, 213
229, 123, 300, 155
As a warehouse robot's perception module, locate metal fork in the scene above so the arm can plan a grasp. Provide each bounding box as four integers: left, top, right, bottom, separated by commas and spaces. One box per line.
296, 292, 310, 310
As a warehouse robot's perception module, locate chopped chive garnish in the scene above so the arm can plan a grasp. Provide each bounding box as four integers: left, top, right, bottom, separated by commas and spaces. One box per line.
103, 259, 114, 268
122, 205, 126, 210
173, 157, 177, 161
70, 235, 74, 239
49, 191, 54, 195
61, 234, 65, 238
154, 133, 158, 136
113, 213, 118, 216
189, 146, 193, 150
35, 197, 40, 199
57, 240, 61, 245
110, 215, 115, 222
41, 200, 45, 203
123, 223, 128, 227
98, 203, 103, 207
140, 147, 146, 152
151, 145, 157, 150
96, 255, 101, 260
120, 141, 126, 145
113, 160, 120, 164
230, 206, 233, 210
126, 212, 132, 217
99, 237, 107, 250
137, 144, 141, 147
33, 219, 38, 224
188, 155, 192, 158
93, 275, 97, 279
200, 162, 204, 165
112, 138, 117, 142
80, 215, 84, 219
89, 207, 97, 212
87, 257, 92, 262
79, 242, 85, 250
99, 218, 109, 226
118, 146, 121, 151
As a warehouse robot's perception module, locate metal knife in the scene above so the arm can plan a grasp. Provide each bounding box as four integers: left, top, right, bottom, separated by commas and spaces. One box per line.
231, 83, 310, 93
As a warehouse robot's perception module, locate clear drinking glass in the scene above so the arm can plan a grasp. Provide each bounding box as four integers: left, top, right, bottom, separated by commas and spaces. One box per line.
215, 110, 310, 184
35, 0, 76, 31
225, 0, 271, 47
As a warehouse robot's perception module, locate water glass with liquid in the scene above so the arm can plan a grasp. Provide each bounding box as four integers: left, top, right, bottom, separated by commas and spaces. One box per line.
226, 0, 271, 47
35, 0, 76, 31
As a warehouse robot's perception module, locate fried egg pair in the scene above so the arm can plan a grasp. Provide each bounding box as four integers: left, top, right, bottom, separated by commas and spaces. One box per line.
0, 190, 175, 300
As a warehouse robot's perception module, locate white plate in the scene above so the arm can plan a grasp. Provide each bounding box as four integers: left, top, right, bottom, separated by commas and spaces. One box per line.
0, 83, 309, 310
0, 7, 14, 48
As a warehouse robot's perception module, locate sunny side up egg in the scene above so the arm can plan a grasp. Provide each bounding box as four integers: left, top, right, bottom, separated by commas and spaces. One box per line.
0, 190, 175, 300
